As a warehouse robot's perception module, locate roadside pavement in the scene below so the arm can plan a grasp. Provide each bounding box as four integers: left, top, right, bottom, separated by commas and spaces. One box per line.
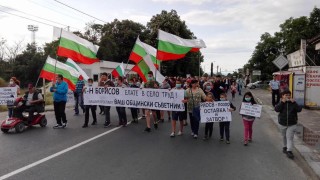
250, 88, 320, 178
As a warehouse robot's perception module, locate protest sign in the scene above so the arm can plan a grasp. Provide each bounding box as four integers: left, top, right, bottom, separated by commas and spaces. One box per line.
83, 87, 185, 111
0, 87, 17, 105
239, 102, 262, 118
67, 91, 75, 105
200, 101, 232, 123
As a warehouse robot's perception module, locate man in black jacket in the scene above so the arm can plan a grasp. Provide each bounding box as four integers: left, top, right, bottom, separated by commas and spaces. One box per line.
13, 83, 44, 124
275, 90, 302, 159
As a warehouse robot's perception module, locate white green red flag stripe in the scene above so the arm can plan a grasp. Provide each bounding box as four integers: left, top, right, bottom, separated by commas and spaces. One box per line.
129, 37, 160, 69
132, 54, 165, 83
39, 56, 80, 91
157, 29, 206, 61
65, 58, 89, 81
111, 62, 125, 78
53, 27, 100, 64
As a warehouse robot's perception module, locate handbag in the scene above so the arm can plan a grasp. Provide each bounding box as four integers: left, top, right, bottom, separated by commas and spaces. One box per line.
191, 89, 201, 121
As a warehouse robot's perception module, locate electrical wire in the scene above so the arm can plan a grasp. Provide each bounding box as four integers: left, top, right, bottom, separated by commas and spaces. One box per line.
27, 0, 87, 23
0, 5, 80, 30
0, 8, 56, 27
53, 0, 107, 24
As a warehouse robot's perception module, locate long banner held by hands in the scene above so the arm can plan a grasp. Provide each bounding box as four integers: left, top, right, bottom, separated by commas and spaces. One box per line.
83, 87, 185, 111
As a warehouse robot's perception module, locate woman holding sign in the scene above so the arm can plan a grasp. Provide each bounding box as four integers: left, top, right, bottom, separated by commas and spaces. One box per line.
184, 80, 206, 139
7, 77, 20, 118
241, 92, 257, 146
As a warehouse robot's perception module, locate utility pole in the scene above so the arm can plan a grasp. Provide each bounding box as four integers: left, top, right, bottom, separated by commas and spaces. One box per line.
217, 65, 219, 74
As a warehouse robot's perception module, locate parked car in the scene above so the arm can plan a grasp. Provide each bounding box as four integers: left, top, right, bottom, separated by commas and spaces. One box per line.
247, 80, 270, 89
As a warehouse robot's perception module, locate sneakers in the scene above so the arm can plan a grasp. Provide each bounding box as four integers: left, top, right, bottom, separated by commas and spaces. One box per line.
104, 123, 111, 128
282, 147, 287, 153
286, 151, 294, 159
226, 141, 230, 144
82, 124, 88, 128
170, 132, 175, 137
62, 122, 67, 128
203, 136, 208, 141
244, 141, 248, 146
193, 134, 198, 139
177, 131, 182, 136
144, 127, 151, 132
53, 124, 63, 129
220, 138, 224, 141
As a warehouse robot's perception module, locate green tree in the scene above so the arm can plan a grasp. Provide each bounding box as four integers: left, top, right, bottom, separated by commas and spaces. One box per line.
244, 7, 320, 79
12, 44, 46, 87
97, 19, 147, 63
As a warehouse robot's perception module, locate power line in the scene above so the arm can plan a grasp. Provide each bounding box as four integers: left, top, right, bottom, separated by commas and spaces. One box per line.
28, 0, 87, 23
54, 0, 107, 24
0, 5, 80, 31
0, 8, 56, 27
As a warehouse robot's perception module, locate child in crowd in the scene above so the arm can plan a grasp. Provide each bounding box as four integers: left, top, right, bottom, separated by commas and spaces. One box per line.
275, 90, 302, 159
241, 92, 257, 146
203, 92, 214, 140
170, 80, 184, 137
219, 93, 236, 144
230, 82, 237, 100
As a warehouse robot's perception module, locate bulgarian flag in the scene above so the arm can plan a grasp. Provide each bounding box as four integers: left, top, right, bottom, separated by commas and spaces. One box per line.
132, 54, 165, 83
39, 56, 80, 91
129, 37, 160, 69
65, 58, 89, 81
157, 30, 206, 61
111, 62, 125, 78
53, 27, 100, 64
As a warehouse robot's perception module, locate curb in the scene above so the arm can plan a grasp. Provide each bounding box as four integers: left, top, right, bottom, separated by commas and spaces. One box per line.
251, 90, 320, 179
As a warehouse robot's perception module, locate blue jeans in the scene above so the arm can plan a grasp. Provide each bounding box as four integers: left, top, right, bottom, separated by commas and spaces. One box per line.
74, 92, 84, 114
189, 113, 199, 135
8, 108, 13, 118
237, 85, 242, 95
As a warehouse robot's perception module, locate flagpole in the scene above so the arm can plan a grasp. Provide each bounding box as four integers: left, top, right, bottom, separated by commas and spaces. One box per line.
124, 36, 139, 77
198, 54, 201, 77
35, 56, 49, 88
54, 27, 63, 81
155, 30, 159, 82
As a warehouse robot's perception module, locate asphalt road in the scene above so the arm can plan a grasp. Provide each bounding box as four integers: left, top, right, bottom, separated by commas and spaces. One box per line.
0, 90, 312, 180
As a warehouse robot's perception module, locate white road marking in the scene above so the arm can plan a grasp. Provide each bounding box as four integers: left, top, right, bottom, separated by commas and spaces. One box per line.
0, 123, 130, 180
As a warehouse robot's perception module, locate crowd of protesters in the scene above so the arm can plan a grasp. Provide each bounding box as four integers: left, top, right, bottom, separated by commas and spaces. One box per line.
74, 72, 255, 145
3, 72, 302, 158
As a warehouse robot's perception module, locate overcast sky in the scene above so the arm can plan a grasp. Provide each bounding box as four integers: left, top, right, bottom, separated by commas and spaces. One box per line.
0, 0, 319, 74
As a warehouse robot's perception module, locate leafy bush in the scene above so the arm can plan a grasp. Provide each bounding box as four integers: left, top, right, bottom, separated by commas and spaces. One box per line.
0, 77, 6, 87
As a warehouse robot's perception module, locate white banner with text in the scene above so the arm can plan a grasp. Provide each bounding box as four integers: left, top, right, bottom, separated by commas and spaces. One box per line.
0, 87, 17, 105
83, 87, 185, 111
200, 101, 232, 123
239, 102, 262, 118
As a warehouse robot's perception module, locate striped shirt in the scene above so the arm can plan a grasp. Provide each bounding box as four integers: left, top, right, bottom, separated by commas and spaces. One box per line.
75, 80, 85, 93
